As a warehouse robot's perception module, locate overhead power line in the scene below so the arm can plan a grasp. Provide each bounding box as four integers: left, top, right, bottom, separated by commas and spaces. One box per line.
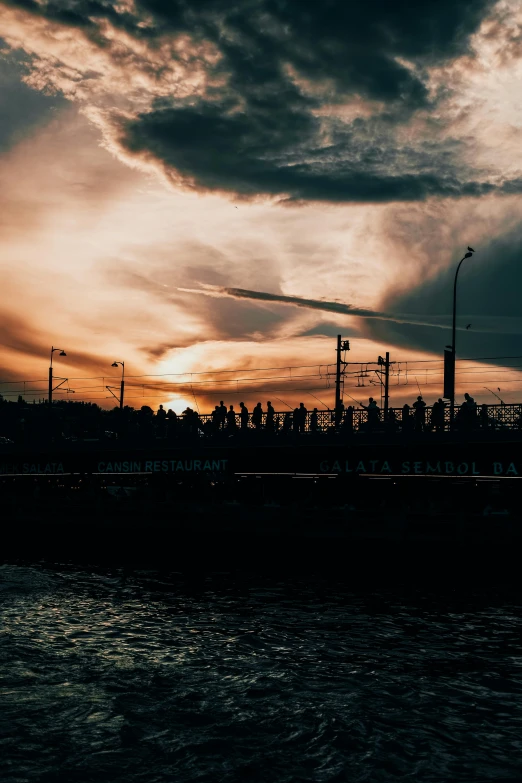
3, 353, 522, 404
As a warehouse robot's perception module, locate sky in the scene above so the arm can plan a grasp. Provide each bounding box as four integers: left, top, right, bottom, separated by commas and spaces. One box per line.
0, 0, 521, 412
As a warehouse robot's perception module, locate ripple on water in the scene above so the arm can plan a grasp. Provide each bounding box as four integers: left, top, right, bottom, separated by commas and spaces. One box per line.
1, 565, 522, 782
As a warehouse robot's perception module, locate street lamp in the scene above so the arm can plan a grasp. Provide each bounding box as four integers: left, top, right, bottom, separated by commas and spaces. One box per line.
450, 247, 475, 427
49, 346, 67, 407
110, 361, 125, 410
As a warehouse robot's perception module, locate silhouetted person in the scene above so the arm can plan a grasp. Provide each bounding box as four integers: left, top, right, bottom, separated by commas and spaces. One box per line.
362, 397, 380, 431
266, 401, 275, 432
218, 400, 227, 429
465, 393, 477, 415
211, 405, 221, 432
431, 398, 445, 432
459, 393, 477, 431
139, 405, 154, 440
413, 395, 426, 432
310, 407, 319, 432
252, 402, 263, 429
182, 407, 195, 433
297, 402, 308, 433
156, 404, 167, 436
239, 402, 249, 430
480, 403, 489, 430
343, 405, 354, 433
402, 403, 412, 433
226, 404, 237, 430
166, 409, 178, 439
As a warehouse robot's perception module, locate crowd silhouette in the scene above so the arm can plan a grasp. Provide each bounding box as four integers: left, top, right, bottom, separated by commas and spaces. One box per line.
0, 392, 521, 447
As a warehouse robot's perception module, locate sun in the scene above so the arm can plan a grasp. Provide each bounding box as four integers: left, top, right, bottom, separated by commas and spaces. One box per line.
162, 396, 194, 413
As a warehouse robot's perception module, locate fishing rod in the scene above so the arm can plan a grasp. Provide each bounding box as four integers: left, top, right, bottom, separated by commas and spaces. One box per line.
190, 384, 200, 414
484, 386, 505, 404
414, 376, 422, 395
272, 395, 294, 411
306, 391, 331, 410
344, 391, 365, 408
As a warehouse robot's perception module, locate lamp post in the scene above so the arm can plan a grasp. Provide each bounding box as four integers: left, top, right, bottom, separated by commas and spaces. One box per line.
110, 361, 125, 439
450, 247, 475, 428
111, 361, 125, 409
49, 346, 67, 408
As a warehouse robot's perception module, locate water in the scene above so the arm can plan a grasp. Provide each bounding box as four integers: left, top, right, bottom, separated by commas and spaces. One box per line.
1, 563, 522, 782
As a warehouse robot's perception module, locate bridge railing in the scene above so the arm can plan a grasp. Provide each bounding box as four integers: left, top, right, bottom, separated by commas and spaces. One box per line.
194, 403, 522, 433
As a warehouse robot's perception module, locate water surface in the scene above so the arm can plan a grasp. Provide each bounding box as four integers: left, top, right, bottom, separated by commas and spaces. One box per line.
1, 563, 522, 782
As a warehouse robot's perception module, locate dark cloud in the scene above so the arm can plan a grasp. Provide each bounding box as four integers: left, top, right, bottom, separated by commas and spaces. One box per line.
365, 229, 522, 360
120, 104, 500, 202
132, 0, 492, 100
142, 341, 195, 359
3, 0, 512, 202
0, 310, 134, 380
0, 311, 47, 361
1, 0, 145, 37
106, 265, 292, 344
116, 0, 501, 201
219, 286, 381, 317
176, 282, 522, 347
298, 321, 362, 339
176, 284, 441, 327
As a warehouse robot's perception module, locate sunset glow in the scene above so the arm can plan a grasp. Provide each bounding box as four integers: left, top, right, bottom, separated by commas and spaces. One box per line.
1, 0, 522, 412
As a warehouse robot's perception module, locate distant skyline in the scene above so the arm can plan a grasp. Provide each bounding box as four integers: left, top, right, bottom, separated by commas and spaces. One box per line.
0, 0, 521, 410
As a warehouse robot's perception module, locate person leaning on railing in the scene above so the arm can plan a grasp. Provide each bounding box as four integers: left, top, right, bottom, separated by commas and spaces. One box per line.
297, 403, 308, 433
342, 405, 354, 433
252, 402, 263, 429
239, 402, 249, 429
402, 404, 413, 433
266, 401, 275, 432
430, 399, 445, 433
455, 393, 477, 431
226, 405, 237, 431
360, 397, 380, 432
412, 396, 426, 432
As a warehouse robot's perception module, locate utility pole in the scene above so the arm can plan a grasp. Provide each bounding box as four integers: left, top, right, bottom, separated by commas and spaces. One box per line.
377, 352, 390, 420
332, 346, 393, 424
335, 335, 342, 421
334, 335, 350, 426
384, 351, 390, 420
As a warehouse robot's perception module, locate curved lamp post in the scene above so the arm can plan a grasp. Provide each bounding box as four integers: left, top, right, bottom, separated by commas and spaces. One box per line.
110, 361, 125, 410
49, 346, 67, 407
450, 247, 475, 427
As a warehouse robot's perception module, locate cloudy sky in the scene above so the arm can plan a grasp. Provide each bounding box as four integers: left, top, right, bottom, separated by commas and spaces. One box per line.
0, 0, 521, 411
